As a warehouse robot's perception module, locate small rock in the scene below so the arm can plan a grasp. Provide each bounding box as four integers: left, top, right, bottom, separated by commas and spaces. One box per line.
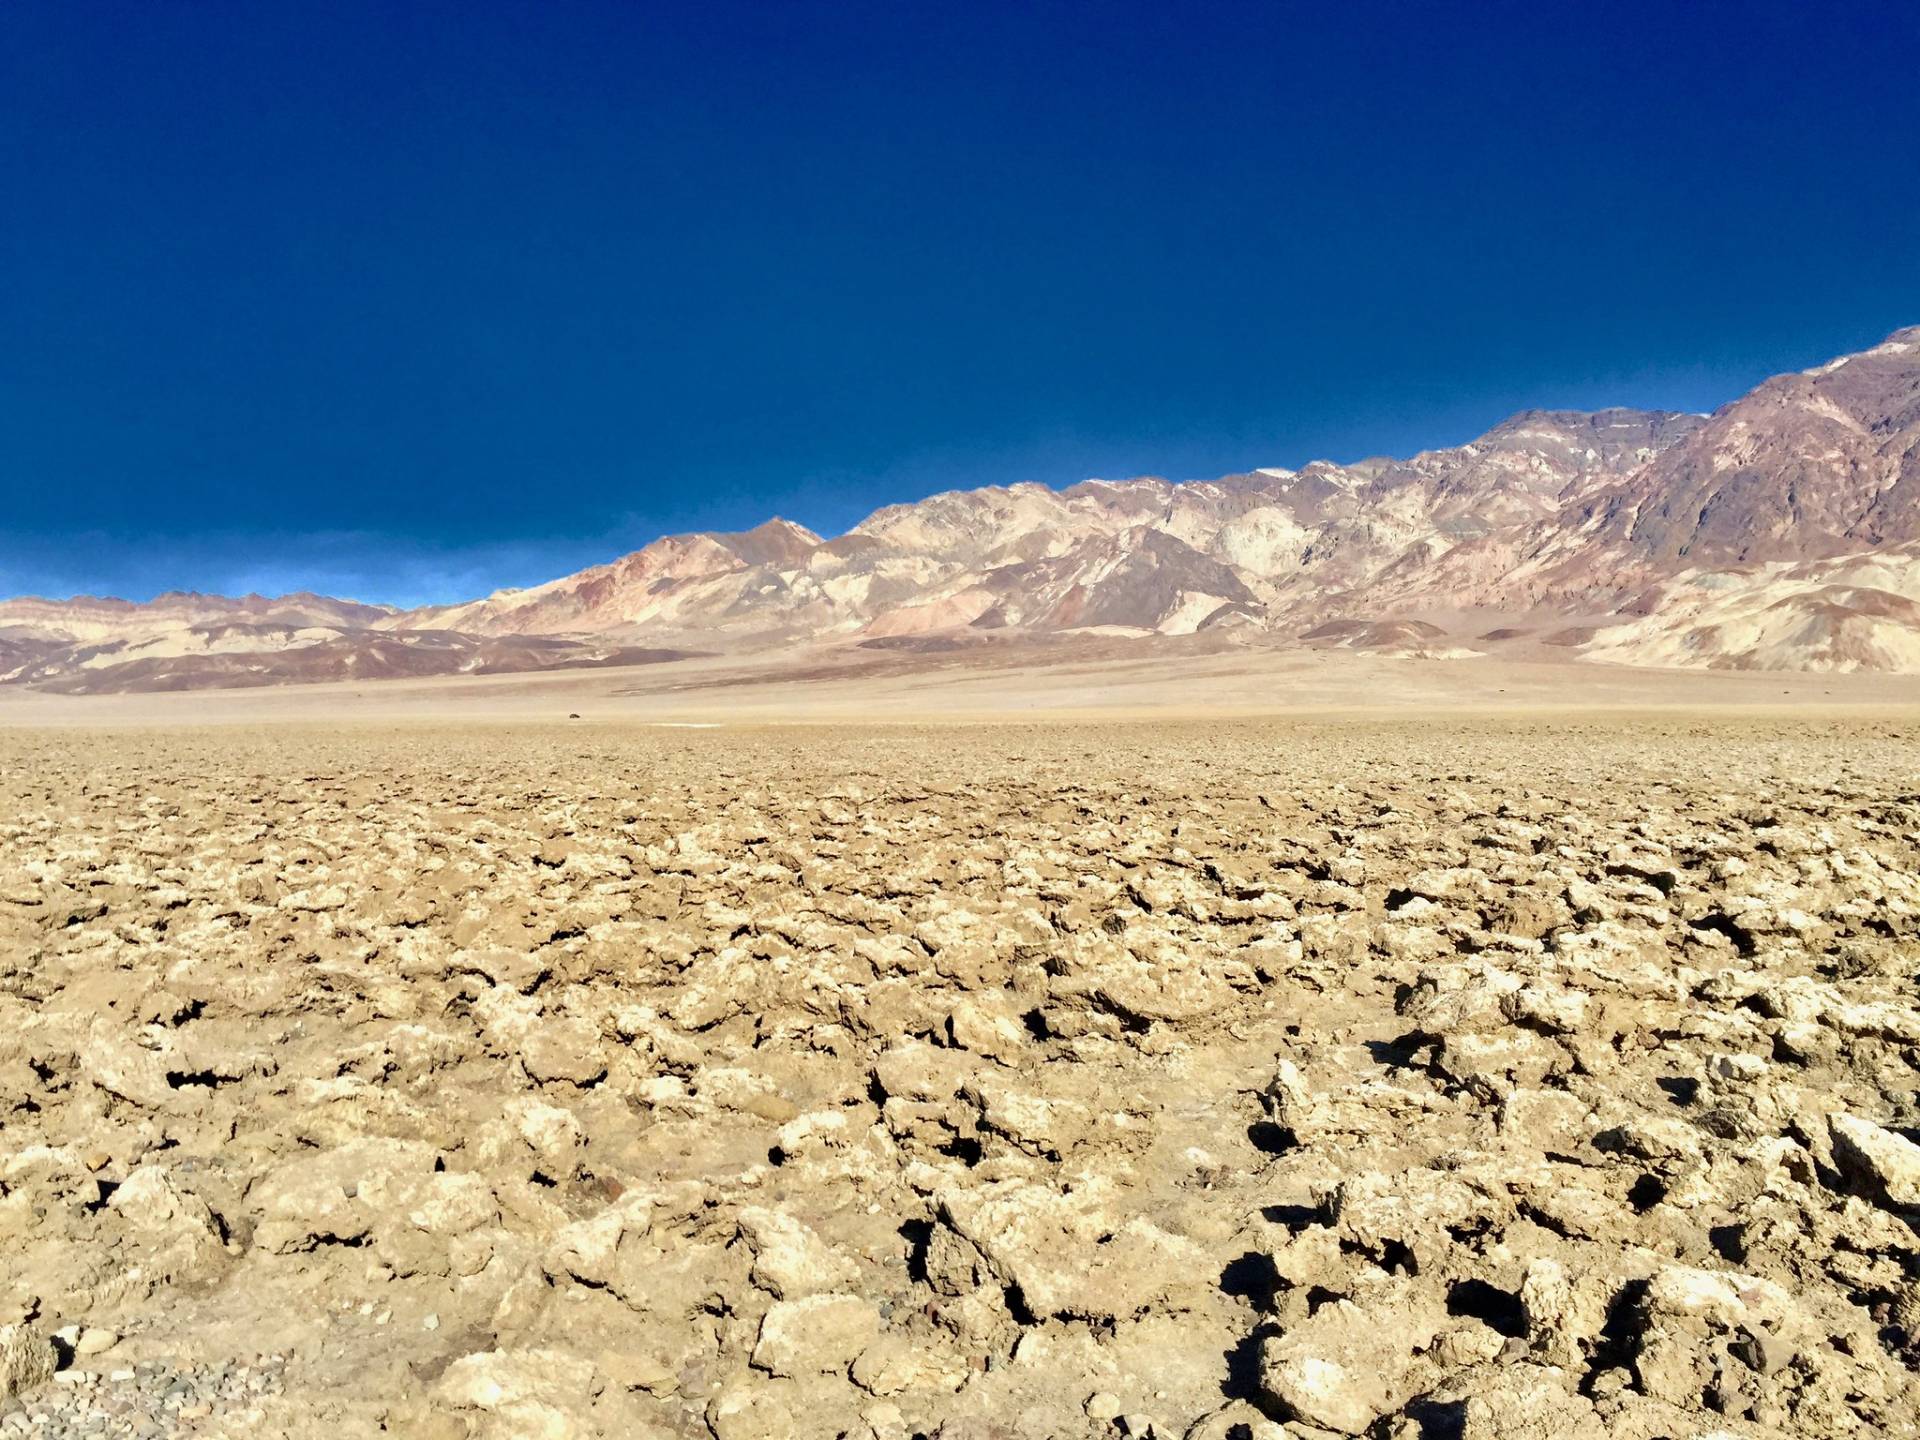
520, 1017, 607, 1086
1259, 1281, 1445, 1435
946, 995, 1029, 1063
435, 1347, 602, 1413
1733, 1326, 1795, 1375
735, 1208, 858, 1299
1829, 1112, 1920, 1207
1184, 1401, 1289, 1439
0, 1326, 57, 1401
1433, 1324, 1505, 1367
750, 1294, 879, 1377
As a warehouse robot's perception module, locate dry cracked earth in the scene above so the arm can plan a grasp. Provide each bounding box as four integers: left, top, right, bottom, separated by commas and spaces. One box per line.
1, 717, 1918, 1440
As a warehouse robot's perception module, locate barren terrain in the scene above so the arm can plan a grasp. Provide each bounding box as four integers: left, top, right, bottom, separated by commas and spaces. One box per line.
3, 696, 1919, 1438
10, 325, 1920, 692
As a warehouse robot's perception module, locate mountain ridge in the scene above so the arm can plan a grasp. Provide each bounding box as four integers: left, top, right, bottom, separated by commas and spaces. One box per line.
6, 326, 1919, 689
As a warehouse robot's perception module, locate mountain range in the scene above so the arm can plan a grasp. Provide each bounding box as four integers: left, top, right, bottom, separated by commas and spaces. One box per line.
5, 325, 1918, 692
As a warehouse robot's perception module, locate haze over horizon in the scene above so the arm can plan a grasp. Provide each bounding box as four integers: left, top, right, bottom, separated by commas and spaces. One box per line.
4, 0, 1918, 607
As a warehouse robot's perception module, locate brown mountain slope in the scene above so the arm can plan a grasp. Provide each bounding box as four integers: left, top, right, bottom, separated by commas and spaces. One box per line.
400, 405, 1691, 648
0, 590, 397, 644
6, 621, 697, 694
1359, 327, 1920, 615
1607, 326, 1920, 568
8, 325, 1920, 688
398, 519, 826, 637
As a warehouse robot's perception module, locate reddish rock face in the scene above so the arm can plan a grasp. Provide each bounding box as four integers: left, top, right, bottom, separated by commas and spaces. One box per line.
1609, 327, 1920, 568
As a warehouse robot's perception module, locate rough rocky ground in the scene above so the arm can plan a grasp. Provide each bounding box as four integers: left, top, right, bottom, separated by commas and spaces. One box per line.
1, 717, 1917, 1439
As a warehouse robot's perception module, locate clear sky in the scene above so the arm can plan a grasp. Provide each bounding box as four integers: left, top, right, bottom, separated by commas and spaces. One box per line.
4, 0, 1918, 605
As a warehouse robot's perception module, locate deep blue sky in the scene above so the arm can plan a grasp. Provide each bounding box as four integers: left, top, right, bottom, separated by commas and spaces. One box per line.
4, 1, 1918, 605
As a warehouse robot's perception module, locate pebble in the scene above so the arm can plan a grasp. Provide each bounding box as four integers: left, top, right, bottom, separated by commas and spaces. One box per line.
0, 1355, 288, 1439
1086, 1391, 1123, 1420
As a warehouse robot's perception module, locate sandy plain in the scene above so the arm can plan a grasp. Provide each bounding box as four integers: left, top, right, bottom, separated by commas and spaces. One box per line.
2, 651, 1919, 1439
6, 639, 1920, 726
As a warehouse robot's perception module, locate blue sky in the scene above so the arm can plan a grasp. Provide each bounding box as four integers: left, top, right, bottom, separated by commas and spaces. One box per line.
3, 0, 1918, 606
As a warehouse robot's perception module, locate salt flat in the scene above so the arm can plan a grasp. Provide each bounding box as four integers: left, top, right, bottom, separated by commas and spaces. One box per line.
5, 642, 1920, 727
2, 700, 1917, 1437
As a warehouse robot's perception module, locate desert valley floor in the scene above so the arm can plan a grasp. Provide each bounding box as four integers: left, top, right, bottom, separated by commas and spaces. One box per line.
2, 661, 1919, 1439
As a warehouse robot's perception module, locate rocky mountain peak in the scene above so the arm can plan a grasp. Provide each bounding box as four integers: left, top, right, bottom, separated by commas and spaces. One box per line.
10, 325, 1920, 687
